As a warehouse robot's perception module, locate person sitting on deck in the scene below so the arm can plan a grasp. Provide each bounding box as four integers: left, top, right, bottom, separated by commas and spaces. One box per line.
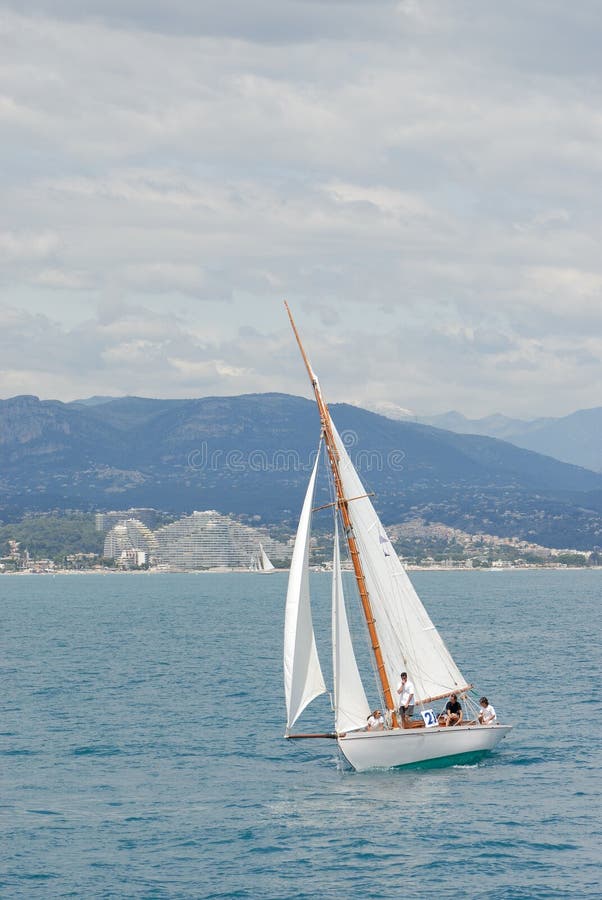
366, 709, 384, 731
478, 697, 497, 725
439, 694, 463, 726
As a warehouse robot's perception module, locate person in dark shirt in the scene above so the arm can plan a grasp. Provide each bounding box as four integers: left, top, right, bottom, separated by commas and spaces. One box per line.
439, 693, 463, 726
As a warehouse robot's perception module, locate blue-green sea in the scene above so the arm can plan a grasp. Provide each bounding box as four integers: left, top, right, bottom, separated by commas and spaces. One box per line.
1, 570, 601, 898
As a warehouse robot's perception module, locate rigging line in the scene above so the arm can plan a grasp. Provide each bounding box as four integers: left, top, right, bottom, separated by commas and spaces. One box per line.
337, 469, 400, 704
328, 449, 372, 707
382, 540, 460, 690
339, 475, 468, 704
337, 492, 385, 712
352, 539, 387, 709
366, 544, 452, 701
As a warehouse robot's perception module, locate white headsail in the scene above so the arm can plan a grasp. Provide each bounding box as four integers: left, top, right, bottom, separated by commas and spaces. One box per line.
283, 452, 327, 729
332, 518, 371, 733
331, 423, 468, 706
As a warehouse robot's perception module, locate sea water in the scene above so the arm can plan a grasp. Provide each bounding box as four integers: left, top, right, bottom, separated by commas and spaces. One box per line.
1, 570, 600, 898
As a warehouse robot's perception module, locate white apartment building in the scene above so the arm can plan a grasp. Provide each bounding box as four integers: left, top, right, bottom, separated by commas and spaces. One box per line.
118, 548, 147, 568
103, 519, 158, 559
153, 510, 290, 569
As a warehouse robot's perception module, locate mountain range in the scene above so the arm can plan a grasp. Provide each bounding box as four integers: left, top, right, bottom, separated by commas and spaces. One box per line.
417, 408, 602, 473
1, 393, 602, 550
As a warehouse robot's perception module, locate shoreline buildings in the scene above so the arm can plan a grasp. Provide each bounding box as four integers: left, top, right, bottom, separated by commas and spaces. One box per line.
101, 509, 290, 570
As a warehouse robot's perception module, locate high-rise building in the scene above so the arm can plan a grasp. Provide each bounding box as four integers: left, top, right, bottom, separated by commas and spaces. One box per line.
153, 510, 290, 569
103, 519, 158, 560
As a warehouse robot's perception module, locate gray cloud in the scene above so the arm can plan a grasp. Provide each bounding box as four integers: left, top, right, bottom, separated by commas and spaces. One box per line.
1, 3, 602, 416
3, 0, 402, 42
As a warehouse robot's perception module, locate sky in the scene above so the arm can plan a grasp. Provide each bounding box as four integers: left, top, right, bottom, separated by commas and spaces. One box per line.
1, 0, 602, 418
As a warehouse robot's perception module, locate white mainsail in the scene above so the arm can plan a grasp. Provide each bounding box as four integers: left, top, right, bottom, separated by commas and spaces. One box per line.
331, 422, 468, 706
283, 453, 327, 729
332, 519, 371, 733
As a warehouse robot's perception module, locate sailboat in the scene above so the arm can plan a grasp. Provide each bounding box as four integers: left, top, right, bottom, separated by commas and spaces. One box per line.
283, 304, 512, 771
250, 542, 276, 573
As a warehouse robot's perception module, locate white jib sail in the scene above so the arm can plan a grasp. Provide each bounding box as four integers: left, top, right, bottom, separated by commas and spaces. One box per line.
259, 543, 275, 572
331, 422, 468, 706
332, 518, 371, 733
284, 452, 327, 729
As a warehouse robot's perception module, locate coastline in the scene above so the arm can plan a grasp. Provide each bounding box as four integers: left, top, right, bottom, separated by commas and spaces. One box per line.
2, 565, 601, 576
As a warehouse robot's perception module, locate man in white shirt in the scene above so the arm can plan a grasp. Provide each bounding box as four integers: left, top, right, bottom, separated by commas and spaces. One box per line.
478, 696, 497, 725
396, 671, 415, 726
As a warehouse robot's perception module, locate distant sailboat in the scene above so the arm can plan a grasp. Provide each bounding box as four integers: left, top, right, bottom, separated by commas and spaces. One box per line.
250, 542, 276, 573
283, 303, 512, 771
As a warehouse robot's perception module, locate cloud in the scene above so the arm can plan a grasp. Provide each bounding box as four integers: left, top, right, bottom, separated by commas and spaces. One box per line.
0, 301, 257, 397
0, 230, 60, 267
1, 3, 602, 416
5, 0, 403, 42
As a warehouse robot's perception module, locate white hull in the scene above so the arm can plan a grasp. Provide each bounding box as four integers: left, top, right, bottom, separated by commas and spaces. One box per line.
338, 724, 511, 772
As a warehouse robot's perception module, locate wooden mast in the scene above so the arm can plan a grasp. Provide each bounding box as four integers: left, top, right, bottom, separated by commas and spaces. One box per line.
284, 302, 399, 728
